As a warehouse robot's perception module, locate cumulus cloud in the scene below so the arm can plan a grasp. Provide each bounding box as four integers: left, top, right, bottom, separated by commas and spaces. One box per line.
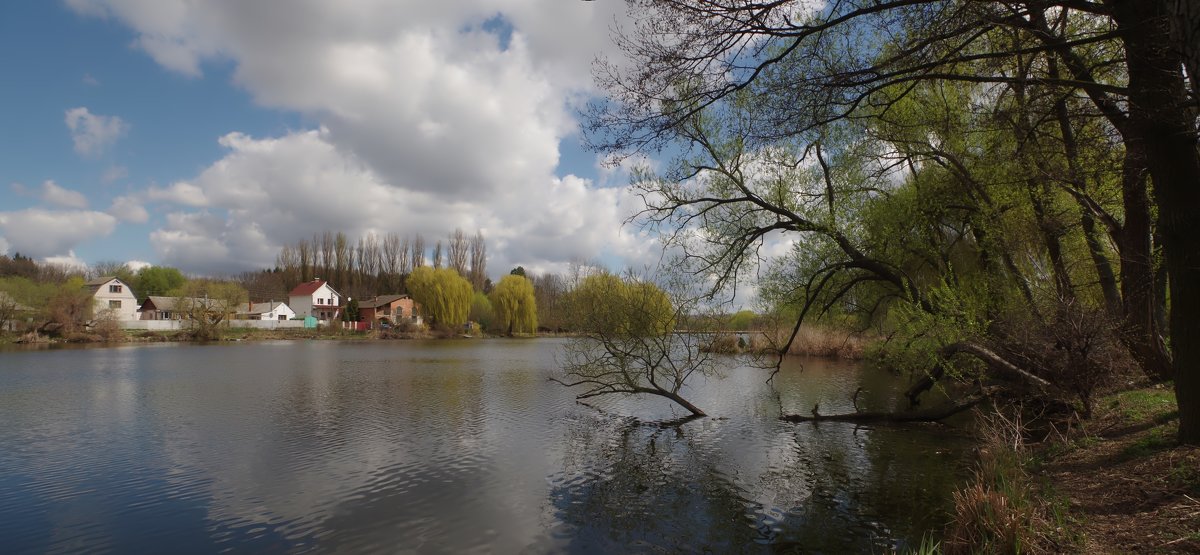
64, 107, 129, 157
67, 1, 666, 276
109, 195, 149, 223
0, 237, 9, 256
146, 182, 208, 206
40, 180, 89, 209
139, 130, 657, 276
0, 209, 118, 259
43, 251, 90, 271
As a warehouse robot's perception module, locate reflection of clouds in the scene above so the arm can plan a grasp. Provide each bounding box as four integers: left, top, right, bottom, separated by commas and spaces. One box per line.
0, 341, 972, 552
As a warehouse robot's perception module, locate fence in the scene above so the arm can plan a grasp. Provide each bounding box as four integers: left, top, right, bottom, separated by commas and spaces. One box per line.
120, 319, 308, 331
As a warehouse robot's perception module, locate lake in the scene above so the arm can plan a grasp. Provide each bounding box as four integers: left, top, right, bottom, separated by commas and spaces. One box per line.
0, 338, 973, 553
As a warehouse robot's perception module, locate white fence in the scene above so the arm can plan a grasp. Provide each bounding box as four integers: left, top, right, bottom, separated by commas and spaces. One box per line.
120, 319, 307, 331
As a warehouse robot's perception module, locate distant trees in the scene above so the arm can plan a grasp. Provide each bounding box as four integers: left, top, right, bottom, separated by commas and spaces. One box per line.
272, 229, 490, 300
489, 274, 537, 335
406, 266, 472, 328
133, 266, 185, 300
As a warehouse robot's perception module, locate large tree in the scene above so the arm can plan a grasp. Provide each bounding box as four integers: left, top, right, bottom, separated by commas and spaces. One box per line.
590, 0, 1200, 442
407, 266, 472, 328
489, 274, 538, 335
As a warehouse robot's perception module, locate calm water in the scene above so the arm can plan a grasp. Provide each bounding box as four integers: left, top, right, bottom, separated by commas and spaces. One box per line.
0, 339, 973, 553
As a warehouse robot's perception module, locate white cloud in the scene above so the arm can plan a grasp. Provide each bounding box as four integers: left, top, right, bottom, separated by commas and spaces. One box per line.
41, 180, 89, 209
66, 2, 665, 276
0, 237, 9, 256
147, 182, 208, 206
102, 165, 129, 184
125, 259, 153, 272
140, 130, 659, 276
0, 209, 118, 259
109, 195, 149, 223
43, 251, 90, 271
64, 107, 129, 157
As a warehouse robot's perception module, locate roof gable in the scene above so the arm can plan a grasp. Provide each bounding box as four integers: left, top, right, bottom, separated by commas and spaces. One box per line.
289, 279, 341, 298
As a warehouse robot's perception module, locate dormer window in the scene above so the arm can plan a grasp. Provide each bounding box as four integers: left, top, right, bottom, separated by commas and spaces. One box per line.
109, 284, 122, 293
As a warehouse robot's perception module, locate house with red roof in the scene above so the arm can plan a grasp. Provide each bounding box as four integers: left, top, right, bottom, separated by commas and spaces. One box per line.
288, 279, 342, 321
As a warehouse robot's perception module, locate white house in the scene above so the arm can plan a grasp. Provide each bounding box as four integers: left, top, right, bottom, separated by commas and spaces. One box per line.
85, 276, 139, 321
288, 279, 342, 320
235, 301, 296, 321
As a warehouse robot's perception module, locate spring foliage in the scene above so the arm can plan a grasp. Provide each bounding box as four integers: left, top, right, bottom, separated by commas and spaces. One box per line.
488, 274, 537, 334
406, 266, 472, 327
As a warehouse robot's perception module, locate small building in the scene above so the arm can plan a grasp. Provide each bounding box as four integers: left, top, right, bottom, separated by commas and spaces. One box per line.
139, 296, 226, 320
234, 301, 296, 321
357, 294, 420, 326
139, 296, 180, 320
85, 276, 139, 321
288, 279, 342, 321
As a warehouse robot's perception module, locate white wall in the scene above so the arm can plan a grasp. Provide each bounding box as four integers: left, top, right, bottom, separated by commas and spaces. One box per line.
120, 320, 306, 331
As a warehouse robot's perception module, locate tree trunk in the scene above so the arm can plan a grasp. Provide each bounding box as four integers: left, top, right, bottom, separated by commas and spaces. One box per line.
1114, 0, 1200, 443
1118, 143, 1173, 381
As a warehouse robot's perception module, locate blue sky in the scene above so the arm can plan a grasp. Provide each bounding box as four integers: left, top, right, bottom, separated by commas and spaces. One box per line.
0, 1, 650, 277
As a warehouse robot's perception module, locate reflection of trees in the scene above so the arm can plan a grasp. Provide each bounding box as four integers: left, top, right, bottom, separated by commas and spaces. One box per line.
547, 391, 974, 552
548, 417, 760, 553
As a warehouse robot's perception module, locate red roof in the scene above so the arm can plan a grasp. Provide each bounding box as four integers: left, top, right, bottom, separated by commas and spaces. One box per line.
289, 279, 337, 297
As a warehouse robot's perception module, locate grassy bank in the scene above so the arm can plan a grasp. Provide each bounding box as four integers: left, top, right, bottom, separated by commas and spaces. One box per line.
929, 386, 1199, 554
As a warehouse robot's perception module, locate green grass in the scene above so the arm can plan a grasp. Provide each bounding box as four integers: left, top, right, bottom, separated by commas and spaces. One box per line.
1108, 387, 1178, 422
1119, 423, 1178, 460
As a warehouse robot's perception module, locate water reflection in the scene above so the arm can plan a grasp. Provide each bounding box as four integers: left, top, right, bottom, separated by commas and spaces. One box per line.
0, 340, 972, 553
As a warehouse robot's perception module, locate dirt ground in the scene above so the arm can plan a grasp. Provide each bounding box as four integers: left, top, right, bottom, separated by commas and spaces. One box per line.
1036, 387, 1200, 554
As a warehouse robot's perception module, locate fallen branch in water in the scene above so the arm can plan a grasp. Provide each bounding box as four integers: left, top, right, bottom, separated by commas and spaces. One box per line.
781, 388, 993, 423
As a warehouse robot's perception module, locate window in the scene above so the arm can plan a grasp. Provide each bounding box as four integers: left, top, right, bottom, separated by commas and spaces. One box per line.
278, 315, 286, 321
109, 284, 122, 293
317, 297, 325, 305
109, 300, 121, 309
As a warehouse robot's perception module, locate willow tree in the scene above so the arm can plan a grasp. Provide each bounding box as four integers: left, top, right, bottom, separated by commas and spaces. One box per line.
554, 271, 714, 417
406, 266, 472, 328
489, 274, 537, 335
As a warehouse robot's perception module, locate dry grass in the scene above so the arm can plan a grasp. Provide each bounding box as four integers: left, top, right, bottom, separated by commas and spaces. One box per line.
779, 325, 872, 359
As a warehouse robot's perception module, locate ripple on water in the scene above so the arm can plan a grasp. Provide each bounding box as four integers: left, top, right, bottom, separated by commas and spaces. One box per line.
0, 340, 973, 553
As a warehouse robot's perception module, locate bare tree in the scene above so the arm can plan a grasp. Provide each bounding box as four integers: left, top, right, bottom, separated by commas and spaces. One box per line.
432, 240, 443, 269
468, 231, 488, 290
553, 270, 717, 418
448, 228, 469, 277
411, 234, 426, 270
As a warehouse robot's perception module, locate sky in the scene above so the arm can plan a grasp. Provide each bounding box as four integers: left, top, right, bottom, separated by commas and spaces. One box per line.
0, 0, 662, 279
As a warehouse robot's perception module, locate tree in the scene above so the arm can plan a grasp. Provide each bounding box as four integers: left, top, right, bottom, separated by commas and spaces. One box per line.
175, 280, 248, 340
447, 228, 469, 277
468, 231, 487, 291
591, 0, 1200, 443
134, 266, 186, 301
489, 274, 537, 335
554, 271, 713, 417
342, 297, 361, 322
469, 291, 496, 333
510, 266, 526, 277
44, 277, 92, 335
406, 266, 472, 328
